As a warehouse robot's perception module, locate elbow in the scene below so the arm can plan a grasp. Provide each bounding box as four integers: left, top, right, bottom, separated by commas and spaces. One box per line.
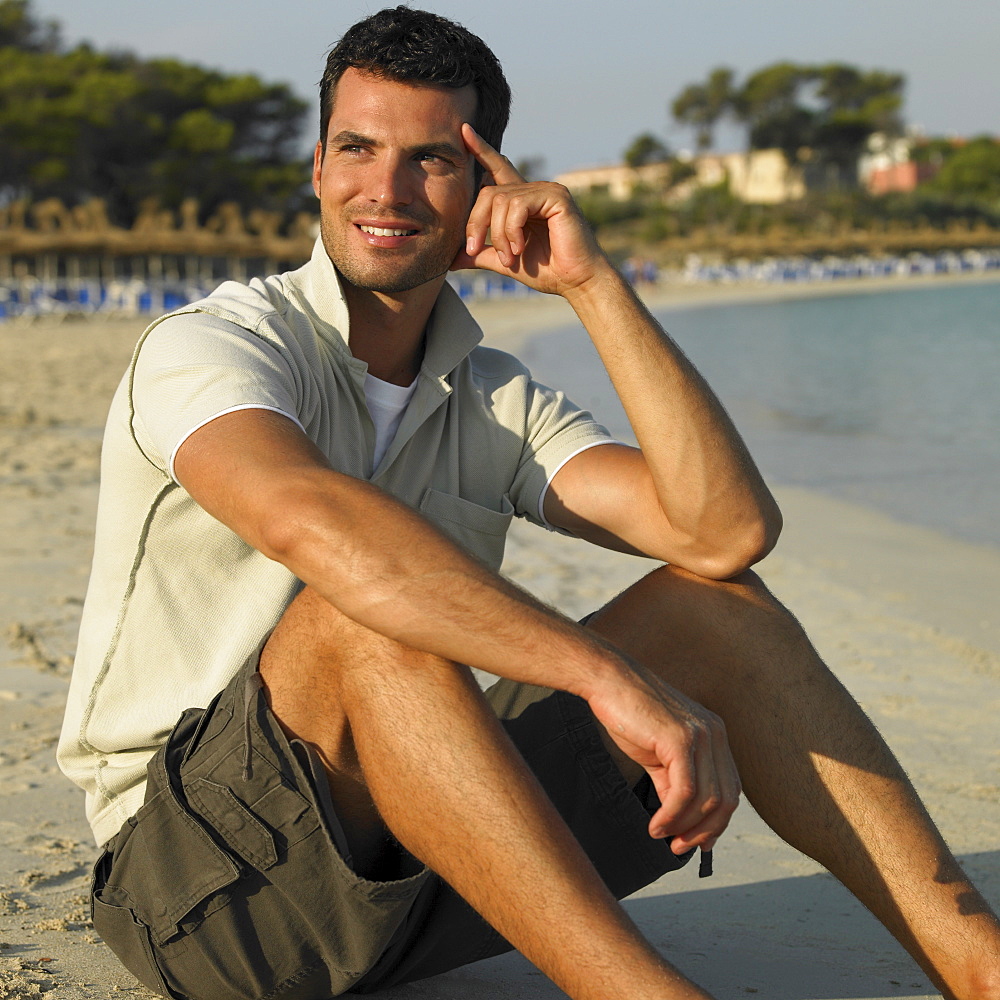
256, 517, 295, 566
681, 505, 783, 581
747, 501, 783, 566
255, 503, 330, 572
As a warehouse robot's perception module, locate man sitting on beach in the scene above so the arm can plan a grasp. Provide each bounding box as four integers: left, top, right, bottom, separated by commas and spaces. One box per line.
59, 7, 1000, 1000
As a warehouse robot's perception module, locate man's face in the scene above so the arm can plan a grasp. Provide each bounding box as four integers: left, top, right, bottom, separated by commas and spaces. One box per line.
313, 68, 478, 295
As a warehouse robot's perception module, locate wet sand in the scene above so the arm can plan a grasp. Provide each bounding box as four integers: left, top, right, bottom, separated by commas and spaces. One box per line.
1, 274, 997, 998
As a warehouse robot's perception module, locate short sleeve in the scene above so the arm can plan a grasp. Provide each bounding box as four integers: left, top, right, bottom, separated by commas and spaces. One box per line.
130, 312, 304, 481
507, 378, 615, 528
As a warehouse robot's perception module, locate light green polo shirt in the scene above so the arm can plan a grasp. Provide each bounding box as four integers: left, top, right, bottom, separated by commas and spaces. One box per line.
58, 240, 614, 847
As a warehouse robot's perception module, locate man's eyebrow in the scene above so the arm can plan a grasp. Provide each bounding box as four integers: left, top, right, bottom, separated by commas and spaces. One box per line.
328, 130, 377, 148
326, 131, 466, 161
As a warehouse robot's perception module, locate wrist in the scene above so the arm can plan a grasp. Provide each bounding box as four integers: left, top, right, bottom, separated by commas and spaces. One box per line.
562, 260, 633, 318
567, 636, 637, 704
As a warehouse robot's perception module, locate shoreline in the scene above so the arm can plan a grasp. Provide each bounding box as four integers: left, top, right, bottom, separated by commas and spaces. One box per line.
467, 266, 1000, 352
1, 270, 998, 999
475, 282, 1000, 663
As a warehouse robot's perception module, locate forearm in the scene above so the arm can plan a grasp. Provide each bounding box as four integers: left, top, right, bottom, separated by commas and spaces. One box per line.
456, 136, 778, 574
177, 408, 738, 852
565, 265, 781, 573
176, 408, 630, 697
259, 467, 630, 695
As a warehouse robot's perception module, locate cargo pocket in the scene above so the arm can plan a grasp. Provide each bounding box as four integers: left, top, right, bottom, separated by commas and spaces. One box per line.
92, 883, 177, 998
92, 783, 243, 994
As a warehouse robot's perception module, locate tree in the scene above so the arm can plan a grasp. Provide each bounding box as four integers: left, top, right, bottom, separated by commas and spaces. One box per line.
623, 133, 670, 168
733, 61, 905, 188
734, 62, 812, 160
671, 67, 734, 151
0, 0, 310, 223
810, 64, 904, 180
925, 137, 1000, 202
0, 0, 58, 51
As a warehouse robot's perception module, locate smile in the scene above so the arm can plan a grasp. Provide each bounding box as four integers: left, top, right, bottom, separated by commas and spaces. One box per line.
358, 225, 419, 237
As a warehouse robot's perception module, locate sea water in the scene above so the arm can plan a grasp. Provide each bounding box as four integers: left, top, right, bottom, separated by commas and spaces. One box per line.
516, 279, 1000, 550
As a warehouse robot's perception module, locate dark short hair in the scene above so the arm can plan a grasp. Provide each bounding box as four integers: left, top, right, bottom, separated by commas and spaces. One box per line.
319, 7, 511, 153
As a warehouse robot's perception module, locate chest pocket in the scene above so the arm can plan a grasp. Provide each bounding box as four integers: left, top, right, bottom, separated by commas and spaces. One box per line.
418, 489, 514, 571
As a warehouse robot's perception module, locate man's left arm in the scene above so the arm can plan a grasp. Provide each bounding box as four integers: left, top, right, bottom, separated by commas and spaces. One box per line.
455, 126, 781, 579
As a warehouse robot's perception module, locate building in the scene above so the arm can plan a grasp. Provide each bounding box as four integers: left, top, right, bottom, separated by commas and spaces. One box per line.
551, 161, 672, 201
554, 148, 805, 206
857, 133, 937, 195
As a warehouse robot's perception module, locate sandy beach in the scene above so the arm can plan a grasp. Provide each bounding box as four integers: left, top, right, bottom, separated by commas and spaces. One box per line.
1, 274, 998, 999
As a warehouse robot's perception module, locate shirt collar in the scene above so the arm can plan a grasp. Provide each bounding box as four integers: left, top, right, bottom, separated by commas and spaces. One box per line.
422, 279, 484, 380
294, 237, 484, 379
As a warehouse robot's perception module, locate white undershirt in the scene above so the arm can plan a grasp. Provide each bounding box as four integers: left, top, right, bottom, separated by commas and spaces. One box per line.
363, 372, 622, 528
364, 372, 419, 467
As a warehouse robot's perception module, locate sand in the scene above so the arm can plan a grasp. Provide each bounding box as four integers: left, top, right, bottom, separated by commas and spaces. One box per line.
1, 274, 997, 999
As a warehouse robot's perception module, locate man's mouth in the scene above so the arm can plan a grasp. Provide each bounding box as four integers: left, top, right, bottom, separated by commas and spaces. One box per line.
358, 225, 419, 237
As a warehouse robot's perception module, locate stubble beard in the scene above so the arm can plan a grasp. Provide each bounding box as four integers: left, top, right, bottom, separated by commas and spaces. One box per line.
319, 206, 461, 294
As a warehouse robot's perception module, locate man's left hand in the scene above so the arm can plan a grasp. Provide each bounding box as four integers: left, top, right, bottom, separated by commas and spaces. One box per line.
451, 124, 613, 298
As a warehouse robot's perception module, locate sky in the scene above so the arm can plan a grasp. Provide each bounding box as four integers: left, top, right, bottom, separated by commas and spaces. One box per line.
31, 0, 1000, 178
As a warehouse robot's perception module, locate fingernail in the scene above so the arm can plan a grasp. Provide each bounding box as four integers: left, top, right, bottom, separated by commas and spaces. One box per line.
466, 237, 476, 255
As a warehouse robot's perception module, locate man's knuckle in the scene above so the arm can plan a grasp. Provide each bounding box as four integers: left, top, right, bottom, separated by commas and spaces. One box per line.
674, 778, 697, 803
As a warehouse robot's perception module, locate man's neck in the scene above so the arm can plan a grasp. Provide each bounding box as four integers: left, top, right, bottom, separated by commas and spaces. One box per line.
341, 277, 445, 386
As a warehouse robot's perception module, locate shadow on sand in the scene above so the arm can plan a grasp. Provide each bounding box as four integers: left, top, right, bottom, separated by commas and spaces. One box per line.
377, 849, 998, 1000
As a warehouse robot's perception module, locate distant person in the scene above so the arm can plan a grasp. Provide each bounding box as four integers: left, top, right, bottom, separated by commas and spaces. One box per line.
60, 7, 1000, 999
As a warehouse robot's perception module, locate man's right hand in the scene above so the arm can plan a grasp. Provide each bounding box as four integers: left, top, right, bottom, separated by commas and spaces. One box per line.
451, 124, 615, 300
586, 664, 741, 855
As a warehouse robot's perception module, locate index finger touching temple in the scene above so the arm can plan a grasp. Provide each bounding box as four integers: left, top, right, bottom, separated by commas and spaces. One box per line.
462, 123, 524, 186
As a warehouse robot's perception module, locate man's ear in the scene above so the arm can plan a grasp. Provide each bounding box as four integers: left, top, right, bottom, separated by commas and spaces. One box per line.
311, 141, 324, 198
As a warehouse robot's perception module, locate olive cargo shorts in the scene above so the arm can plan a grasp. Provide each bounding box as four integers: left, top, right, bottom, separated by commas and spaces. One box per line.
91, 655, 693, 999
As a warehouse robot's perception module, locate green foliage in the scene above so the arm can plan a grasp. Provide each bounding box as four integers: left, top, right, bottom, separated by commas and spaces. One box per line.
0, 0, 57, 51
596, 187, 1000, 256
672, 60, 906, 189
813, 65, 903, 134
576, 192, 647, 231
749, 106, 815, 163
924, 137, 1000, 203
736, 62, 802, 126
910, 138, 953, 166
0, 0, 310, 224
677, 181, 737, 227
623, 132, 670, 168
671, 67, 734, 151
668, 157, 697, 186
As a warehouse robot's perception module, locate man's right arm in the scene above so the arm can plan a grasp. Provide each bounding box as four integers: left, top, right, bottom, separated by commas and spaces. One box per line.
174, 406, 739, 854
176, 407, 598, 683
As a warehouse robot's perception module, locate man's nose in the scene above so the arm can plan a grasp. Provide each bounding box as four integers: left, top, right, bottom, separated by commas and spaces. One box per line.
368, 154, 413, 207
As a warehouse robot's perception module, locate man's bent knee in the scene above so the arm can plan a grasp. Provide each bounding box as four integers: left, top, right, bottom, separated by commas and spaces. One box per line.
259, 585, 477, 753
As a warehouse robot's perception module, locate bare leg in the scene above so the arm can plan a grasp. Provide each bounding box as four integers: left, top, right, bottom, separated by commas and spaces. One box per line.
587, 565, 1000, 1000
259, 586, 712, 1000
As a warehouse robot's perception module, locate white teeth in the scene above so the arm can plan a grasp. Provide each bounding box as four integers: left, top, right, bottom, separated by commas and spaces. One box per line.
360, 225, 417, 237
